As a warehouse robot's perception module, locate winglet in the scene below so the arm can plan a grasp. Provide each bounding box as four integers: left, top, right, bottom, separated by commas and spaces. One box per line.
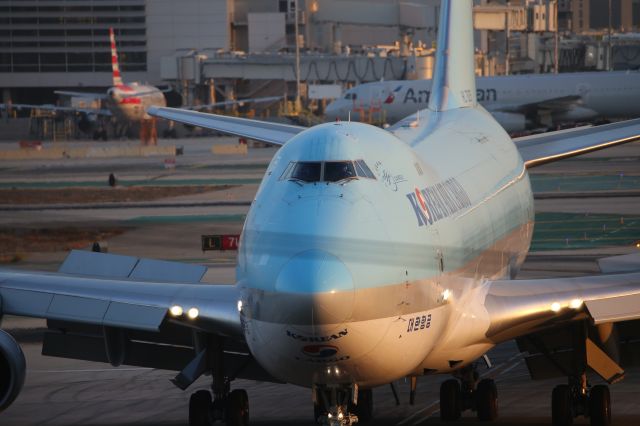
428, 0, 477, 112
109, 27, 124, 87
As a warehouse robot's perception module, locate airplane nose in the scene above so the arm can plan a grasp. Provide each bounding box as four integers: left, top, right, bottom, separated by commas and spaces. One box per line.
275, 249, 355, 325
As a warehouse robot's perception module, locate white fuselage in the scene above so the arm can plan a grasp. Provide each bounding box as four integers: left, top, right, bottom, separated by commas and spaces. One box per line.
107, 83, 166, 122
236, 105, 533, 388
325, 71, 640, 132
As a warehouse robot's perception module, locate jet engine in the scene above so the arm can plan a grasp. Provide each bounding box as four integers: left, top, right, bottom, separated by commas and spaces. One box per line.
0, 329, 26, 412
490, 112, 528, 133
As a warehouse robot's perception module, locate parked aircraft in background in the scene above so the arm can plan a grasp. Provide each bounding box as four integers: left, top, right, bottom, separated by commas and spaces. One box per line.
325, 70, 640, 133
53, 27, 167, 144
2, 2, 640, 426
1, 27, 281, 143
0, 28, 166, 143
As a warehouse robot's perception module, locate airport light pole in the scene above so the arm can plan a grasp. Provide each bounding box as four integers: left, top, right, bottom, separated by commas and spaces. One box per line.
294, 0, 302, 112
505, 1, 510, 76
608, 0, 613, 71
553, 0, 559, 74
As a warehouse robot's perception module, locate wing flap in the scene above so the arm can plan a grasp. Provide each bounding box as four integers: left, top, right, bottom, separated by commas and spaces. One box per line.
0, 269, 241, 336
59, 250, 138, 278
59, 250, 207, 283
0, 287, 53, 317
585, 293, 640, 324
485, 271, 640, 343
104, 302, 168, 330
597, 253, 640, 274
48, 294, 110, 322
129, 258, 207, 283
514, 118, 640, 168
148, 106, 305, 146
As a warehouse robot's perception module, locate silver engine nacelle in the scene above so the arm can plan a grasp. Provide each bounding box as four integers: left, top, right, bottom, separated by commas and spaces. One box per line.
490, 112, 528, 133
0, 329, 26, 412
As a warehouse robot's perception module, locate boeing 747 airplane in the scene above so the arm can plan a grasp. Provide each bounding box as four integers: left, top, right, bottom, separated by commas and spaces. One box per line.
324, 70, 640, 133
2, 2, 640, 426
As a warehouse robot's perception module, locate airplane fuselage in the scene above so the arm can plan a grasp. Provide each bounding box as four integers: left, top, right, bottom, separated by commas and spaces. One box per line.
237, 105, 534, 388
107, 83, 166, 123
326, 71, 640, 132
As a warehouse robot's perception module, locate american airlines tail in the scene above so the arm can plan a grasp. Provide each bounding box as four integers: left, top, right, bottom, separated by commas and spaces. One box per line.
428, 0, 477, 112
109, 27, 124, 87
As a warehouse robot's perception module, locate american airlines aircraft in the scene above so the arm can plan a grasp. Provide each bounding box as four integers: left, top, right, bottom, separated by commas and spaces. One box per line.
2, 2, 640, 426
0, 28, 167, 143
0, 28, 280, 142
324, 70, 640, 133
54, 27, 167, 143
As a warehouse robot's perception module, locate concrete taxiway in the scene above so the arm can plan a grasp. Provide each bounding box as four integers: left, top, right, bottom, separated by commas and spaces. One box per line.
1, 136, 639, 425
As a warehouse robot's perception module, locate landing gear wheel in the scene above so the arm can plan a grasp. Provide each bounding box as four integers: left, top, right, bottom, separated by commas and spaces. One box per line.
552, 384, 573, 426
352, 389, 373, 423
589, 385, 611, 426
227, 389, 249, 426
476, 378, 498, 421
440, 379, 461, 421
189, 390, 212, 426
314, 400, 326, 423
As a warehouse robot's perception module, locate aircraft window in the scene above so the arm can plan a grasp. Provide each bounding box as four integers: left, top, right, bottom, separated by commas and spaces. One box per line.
279, 161, 296, 180
355, 160, 376, 179
324, 161, 357, 182
344, 93, 357, 100
282, 161, 376, 183
290, 162, 322, 182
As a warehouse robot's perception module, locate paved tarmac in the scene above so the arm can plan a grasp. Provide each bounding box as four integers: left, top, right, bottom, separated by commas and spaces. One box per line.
1, 136, 640, 425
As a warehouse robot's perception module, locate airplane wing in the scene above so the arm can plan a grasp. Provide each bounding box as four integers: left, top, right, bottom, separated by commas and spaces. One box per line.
0, 250, 277, 384
55, 90, 108, 100
0, 103, 111, 116
490, 95, 583, 115
185, 96, 283, 111
483, 253, 640, 383
148, 106, 305, 146
513, 118, 640, 167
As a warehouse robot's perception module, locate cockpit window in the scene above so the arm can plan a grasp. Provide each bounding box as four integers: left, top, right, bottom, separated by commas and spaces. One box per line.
355, 160, 376, 179
344, 93, 357, 100
291, 162, 322, 182
324, 161, 357, 182
281, 160, 376, 183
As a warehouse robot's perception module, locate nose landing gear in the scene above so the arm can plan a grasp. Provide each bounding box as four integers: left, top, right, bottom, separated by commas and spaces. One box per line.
314, 385, 373, 425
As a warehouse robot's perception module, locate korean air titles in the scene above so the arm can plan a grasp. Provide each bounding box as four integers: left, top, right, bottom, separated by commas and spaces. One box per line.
406, 178, 472, 227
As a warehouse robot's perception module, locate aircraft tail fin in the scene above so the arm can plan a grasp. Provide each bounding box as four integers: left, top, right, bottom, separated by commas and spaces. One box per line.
428, 0, 477, 112
109, 27, 124, 87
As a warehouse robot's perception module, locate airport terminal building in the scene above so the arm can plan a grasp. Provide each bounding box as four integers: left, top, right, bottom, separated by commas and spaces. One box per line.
0, 0, 232, 103
1, 0, 443, 105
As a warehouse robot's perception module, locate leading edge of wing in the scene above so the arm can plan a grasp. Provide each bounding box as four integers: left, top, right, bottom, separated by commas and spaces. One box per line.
484, 271, 640, 343
0, 269, 242, 338
514, 118, 640, 168
148, 106, 305, 146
